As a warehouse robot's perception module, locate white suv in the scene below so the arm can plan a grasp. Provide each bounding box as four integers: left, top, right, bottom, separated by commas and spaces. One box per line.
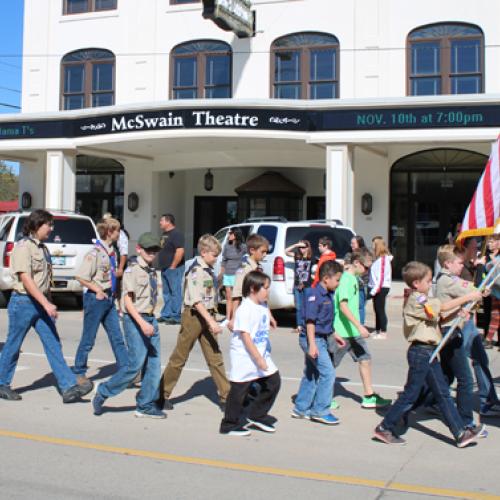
0, 210, 98, 307
212, 218, 355, 310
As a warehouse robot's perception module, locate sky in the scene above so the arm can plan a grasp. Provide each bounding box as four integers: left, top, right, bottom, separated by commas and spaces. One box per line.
0, 0, 23, 115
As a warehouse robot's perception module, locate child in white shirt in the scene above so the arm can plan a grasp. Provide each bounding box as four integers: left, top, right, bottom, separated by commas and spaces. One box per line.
220, 271, 281, 436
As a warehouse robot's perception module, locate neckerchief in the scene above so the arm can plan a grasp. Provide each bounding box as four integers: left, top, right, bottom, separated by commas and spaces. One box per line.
96, 240, 117, 293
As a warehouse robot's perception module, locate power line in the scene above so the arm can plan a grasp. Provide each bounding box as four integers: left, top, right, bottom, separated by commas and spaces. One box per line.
0, 60, 21, 69
0, 102, 21, 109
0, 86, 21, 94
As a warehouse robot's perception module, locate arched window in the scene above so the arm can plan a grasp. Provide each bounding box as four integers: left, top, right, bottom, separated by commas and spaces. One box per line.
171, 40, 232, 99
61, 49, 115, 110
407, 23, 484, 96
271, 32, 339, 99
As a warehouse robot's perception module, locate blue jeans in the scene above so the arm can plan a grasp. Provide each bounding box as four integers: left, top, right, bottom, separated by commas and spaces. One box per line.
0, 293, 76, 392
98, 314, 161, 411
461, 319, 500, 406
439, 328, 475, 427
359, 287, 366, 325
73, 292, 128, 377
160, 266, 184, 322
294, 334, 335, 417
382, 344, 465, 440
294, 288, 305, 330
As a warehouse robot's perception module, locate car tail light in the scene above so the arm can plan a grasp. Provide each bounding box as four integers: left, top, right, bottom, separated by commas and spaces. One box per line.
273, 256, 285, 281
3, 242, 14, 267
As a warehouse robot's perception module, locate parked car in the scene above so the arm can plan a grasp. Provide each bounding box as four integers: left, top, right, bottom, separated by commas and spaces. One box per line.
192, 217, 355, 310
0, 210, 99, 307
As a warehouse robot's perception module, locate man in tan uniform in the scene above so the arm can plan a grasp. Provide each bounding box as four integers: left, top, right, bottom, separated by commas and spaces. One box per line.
73, 218, 128, 383
0, 209, 92, 403
93, 232, 166, 418
160, 234, 230, 411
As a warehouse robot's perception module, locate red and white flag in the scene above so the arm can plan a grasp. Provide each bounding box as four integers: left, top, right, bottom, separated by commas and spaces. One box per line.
456, 136, 500, 242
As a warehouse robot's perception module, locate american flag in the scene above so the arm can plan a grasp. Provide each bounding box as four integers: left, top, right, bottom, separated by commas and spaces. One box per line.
456, 136, 500, 242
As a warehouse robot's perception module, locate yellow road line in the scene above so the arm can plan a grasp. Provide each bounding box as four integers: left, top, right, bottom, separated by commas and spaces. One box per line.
0, 428, 497, 500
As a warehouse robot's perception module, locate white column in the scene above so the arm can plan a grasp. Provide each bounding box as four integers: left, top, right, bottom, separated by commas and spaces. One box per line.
325, 145, 354, 228
45, 151, 76, 210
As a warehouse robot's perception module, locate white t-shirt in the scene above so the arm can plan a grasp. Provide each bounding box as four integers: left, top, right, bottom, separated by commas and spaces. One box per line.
229, 298, 278, 382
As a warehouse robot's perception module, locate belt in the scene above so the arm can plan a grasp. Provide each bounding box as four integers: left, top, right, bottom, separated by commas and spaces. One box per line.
411, 341, 436, 349
140, 313, 155, 318
315, 333, 332, 339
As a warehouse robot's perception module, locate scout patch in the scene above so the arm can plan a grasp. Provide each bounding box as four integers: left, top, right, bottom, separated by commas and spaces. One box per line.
308, 295, 316, 302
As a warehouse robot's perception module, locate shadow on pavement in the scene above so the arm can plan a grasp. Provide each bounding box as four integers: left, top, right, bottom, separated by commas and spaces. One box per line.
171, 376, 220, 407
16, 372, 58, 394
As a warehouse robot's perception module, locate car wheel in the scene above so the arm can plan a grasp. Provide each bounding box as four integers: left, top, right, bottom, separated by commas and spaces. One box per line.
0, 289, 12, 308
75, 294, 83, 309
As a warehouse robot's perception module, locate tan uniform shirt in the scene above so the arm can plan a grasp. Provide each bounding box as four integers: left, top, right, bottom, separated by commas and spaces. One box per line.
436, 269, 475, 328
184, 256, 216, 310
121, 255, 157, 314
76, 241, 115, 291
10, 237, 52, 295
403, 292, 442, 345
232, 257, 259, 299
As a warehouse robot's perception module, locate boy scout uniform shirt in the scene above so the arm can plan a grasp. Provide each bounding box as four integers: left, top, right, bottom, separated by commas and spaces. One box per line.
10, 237, 51, 295
436, 268, 476, 328
76, 241, 114, 291
403, 292, 442, 345
184, 256, 216, 310
121, 256, 157, 314
232, 256, 259, 299
304, 284, 334, 335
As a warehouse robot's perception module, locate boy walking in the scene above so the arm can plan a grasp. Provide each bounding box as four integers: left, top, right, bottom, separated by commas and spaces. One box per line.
292, 260, 344, 424
73, 218, 128, 383
220, 271, 281, 436
331, 251, 391, 409
160, 234, 230, 410
374, 261, 483, 447
92, 233, 165, 418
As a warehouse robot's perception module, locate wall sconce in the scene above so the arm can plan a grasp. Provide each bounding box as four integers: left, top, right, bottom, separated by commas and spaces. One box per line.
168, 171, 175, 179
21, 192, 32, 210
204, 169, 214, 191
361, 193, 373, 215
128, 192, 139, 212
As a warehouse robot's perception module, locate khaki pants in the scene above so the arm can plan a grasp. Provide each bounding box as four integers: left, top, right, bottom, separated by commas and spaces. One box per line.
161, 307, 230, 402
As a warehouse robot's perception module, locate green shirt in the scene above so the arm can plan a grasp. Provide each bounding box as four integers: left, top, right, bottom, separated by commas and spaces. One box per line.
334, 272, 360, 338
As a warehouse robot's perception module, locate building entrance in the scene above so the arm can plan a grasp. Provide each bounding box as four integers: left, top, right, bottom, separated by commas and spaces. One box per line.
390, 148, 486, 277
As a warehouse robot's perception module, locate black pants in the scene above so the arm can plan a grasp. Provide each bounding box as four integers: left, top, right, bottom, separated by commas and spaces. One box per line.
373, 287, 390, 332
220, 371, 281, 433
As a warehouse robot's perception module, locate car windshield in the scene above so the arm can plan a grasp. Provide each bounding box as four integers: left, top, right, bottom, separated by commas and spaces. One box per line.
15, 217, 96, 244
285, 226, 354, 259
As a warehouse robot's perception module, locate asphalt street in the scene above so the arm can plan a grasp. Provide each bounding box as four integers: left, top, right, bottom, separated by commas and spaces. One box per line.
0, 293, 499, 500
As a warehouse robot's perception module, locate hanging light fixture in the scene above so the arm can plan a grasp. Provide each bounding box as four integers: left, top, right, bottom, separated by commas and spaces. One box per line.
204, 169, 214, 191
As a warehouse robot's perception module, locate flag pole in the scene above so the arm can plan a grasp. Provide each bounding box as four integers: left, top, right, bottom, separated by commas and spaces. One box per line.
429, 257, 500, 364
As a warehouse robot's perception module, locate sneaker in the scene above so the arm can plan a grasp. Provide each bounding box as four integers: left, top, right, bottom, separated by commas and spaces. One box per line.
77, 378, 94, 397
246, 418, 276, 433
162, 398, 174, 410
310, 413, 340, 425
92, 386, 106, 416
291, 409, 310, 420
221, 426, 251, 437
483, 340, 494, 350
373, 332, 387, 340
0, 385, 22, 401
76, 375, 90, 386
456, 428, 478, 448
469, 423, 488, 439
370, 330, 380, 338
373, 425, 406, 445
330, 399, 340, 410
362, 393, 392, 408
62, 385, 84, 404
135, 406, 167, 419
157, 317, 168, 323
480, 403, 500, 417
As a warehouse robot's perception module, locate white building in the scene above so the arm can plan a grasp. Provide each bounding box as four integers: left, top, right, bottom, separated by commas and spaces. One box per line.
1, 0, 499, 275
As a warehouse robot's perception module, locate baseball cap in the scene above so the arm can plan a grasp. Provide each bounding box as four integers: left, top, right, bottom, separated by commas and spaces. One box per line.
137, 232, 161, 250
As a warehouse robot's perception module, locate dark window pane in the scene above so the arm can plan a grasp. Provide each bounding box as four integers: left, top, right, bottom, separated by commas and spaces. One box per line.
411, 42, 440, 74
92, 93, 114, 107
175, 57, 197, 87
174, 88, 197, 99
275, 51, 300, 82
275, 84, 301, 99
92, 62, 113, 91
310, 82, 336, 99
15, 217, 97, 245
205, 55, 230, 86
451, 39, 480, 73
115, 174, 124, 192
411, 77, 441, 96
451, 75, 481, 94
310, 49, 336, 80
256, 225, 278, 253
63, 49, 114, 63
64, 95, 85, 110
66, 0, 89, 14
64, 65, 84, 92
95, 0, 117, 10
205, 86, 231, 98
